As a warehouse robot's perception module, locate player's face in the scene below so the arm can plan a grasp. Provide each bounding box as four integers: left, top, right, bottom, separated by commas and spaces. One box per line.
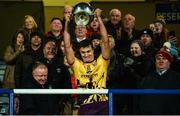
79, 45, 94, 63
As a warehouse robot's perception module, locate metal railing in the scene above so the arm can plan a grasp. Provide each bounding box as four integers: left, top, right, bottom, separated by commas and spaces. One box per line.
0, 89, 14, 115
1, 89, 180, 115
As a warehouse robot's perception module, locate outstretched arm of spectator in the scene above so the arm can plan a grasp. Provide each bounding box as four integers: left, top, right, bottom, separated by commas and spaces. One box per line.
95, 8, 112, 59
63, 16, 75, 65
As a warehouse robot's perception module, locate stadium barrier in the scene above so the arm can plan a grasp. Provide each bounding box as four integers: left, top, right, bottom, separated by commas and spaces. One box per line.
1, 89, 180, 115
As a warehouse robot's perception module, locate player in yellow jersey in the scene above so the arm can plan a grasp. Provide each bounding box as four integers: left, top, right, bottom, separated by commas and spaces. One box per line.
63, 8, 113, 115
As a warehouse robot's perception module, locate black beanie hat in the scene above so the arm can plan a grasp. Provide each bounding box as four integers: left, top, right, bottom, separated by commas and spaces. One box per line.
140, 28, 154, 39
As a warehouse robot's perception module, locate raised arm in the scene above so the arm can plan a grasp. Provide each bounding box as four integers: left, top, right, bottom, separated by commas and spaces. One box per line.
95, 8, 112, 59
63, 15, 75, 65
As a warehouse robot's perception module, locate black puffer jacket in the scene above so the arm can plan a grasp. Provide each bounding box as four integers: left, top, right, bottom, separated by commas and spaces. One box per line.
19, 73, 61, 115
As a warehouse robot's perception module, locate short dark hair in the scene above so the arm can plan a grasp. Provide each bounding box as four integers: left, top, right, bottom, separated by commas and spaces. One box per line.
78, 39, 93, 49
43, 39, 56, 48
50, 17, 62, 23
30, 29, 44, 40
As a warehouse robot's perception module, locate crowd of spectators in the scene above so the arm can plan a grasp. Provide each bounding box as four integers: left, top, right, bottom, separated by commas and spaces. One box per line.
1, 2, 180, 115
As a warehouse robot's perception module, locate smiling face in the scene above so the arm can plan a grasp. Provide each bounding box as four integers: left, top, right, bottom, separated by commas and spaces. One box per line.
79, 45, 94, 63
50, 19, 63, 32
32, 64, 48, 86
24, 16, 36, 30
31, 35, 42, 47
16, 33, 24, 46
43, 41, 56, 61
130, 42, 143, 57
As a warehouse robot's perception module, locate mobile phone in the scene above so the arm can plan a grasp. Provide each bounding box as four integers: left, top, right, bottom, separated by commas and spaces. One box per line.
168, 31, 176, 37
